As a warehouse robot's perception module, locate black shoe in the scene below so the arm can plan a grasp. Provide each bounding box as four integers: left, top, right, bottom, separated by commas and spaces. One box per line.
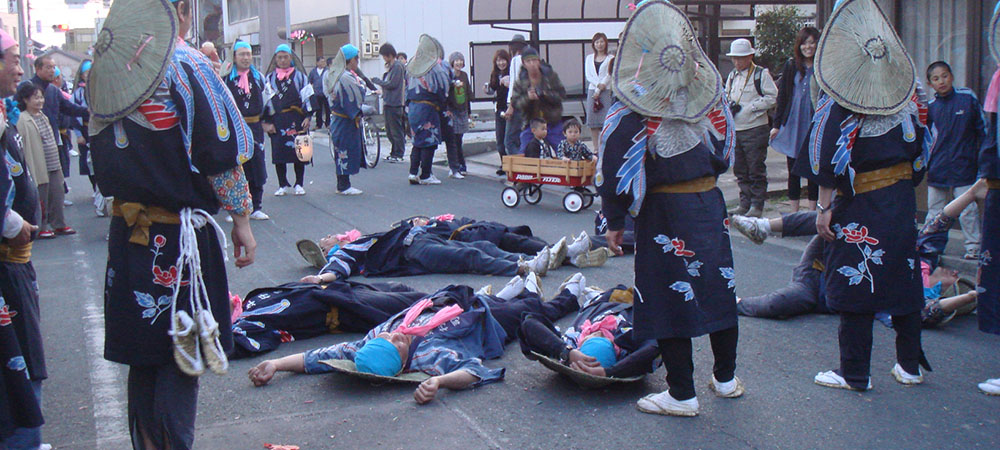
496, 169, 506, 176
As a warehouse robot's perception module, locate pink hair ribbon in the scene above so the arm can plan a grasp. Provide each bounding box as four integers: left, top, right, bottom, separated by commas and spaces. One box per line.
393, 299, 464, 337
576, 315, 622, 355
335, 229, 362, 243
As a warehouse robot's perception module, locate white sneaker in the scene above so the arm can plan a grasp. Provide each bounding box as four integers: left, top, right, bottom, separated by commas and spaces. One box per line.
449, 170, 465, 179
293, 185, 306, 195
890, 364, 923, 385
338, 187, 363, 195
709, 375, 745, 398
419, 175, 442, 185
557, 273, 585, 299
814, 370, 871, 391
225, 215, 234, 223
496, 275, 525, 300
636, 390, 699, 417
63, 199, 73, 206
978, 378, 1000, 395
274, 186, 289, 196
731, 215, 769, 245
408, 174, 419, 185
524, 272, 543, 299
475, 285, 492, 296
571, 248, 609, 268
525, 247, 550, 277
548, 237, 568, 270
249, 210, 270, 220
566, 231, 591, 259
69, 149, 79, 157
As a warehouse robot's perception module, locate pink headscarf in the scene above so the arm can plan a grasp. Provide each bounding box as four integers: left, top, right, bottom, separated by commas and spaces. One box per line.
576, 315, 622, 355
275, 66, 295, 81
393, 298, 464, 337
433, 214, 455, 222
236, 69, 251, 95
0, 29, 16, 53
335, 229, 361, 243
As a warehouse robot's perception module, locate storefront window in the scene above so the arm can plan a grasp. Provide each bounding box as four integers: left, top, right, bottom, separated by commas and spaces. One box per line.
227, 0, 259, 25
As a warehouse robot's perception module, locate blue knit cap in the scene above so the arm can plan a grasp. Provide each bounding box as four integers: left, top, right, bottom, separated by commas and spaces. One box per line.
579, 336, 617, 369
233, 41, 252, 52
355, 337, 402, 376
275, 43, 292, 55
80, 60, 92, 73
341, 44, 359, 60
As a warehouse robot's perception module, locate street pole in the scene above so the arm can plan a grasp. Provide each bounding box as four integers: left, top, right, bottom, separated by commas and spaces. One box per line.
16, 0, 27, 72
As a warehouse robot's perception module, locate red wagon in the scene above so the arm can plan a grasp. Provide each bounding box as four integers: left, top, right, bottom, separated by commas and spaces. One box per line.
500, 155, 598, 213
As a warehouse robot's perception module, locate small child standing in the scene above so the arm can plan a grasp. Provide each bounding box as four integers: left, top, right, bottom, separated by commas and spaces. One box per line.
556, 118, 596, 162
523, 118, 555, 158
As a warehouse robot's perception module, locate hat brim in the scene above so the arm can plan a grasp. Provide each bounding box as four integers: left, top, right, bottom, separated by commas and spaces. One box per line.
406, 34, 444, 78
990, 3, 1000, 64
318, 359, 430, 384
531, 352, 643, 389
725, 50, 755, 57
86, 0, 178, 121
323, 49, 347, 98
814, 0, 915, 115
610, 0, 723, 121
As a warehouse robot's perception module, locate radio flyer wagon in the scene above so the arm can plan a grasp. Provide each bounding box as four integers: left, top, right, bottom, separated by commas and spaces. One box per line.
500, 155, 597, 213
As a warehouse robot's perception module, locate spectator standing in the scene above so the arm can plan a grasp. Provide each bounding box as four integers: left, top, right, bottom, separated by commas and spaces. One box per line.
770, 27, 820, 212
71, 59, 106, 216
446, 52, 472, 178
502, 35, 527, 155
263, 44, 312, 196
0, 28, 46, 449
30, 55, 88, 203
511, 47, 567, 152
925, 61, 985, 260
308, 57, 330, 129
584, 32, 612, 145
724, 38, 777, 217
372, 43, 406, 162
486, 49, 511, 175
15, 83, 74, 238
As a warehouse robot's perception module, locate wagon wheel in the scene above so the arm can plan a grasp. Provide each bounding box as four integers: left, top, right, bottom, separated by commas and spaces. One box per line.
563, 191, 584, 213
501, 187, 520, 208
523, 185, 542, 204
582, 192, 595, 209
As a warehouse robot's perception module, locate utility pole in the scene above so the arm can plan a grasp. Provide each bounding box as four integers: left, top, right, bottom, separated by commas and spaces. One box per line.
16, 0, 28, 72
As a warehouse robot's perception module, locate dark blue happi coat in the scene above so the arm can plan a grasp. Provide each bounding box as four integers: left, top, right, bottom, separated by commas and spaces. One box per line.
792, 95, 929, 315
329, 71, 366, 176
231, 280, 425, 358
406, 62, 451, 149
264, 69, 310, 164
225, 65, 268, 186
977, 112, 1000, 335
597, 102, 738, 339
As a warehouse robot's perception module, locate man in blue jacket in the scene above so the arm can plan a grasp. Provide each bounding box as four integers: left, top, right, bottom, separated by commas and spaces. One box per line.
925, 61, 985, 260
30, 55, 89, 179
307, 57, 330, 129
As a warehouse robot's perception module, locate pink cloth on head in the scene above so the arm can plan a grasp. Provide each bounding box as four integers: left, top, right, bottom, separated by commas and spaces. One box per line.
335, 229, 361, 243
0, 29, 15, 52
433, 214, 454, 222
276, 66, 295, 81
393, 298, 465, 337
576, 315, 622, 355
229, 292, 243, 324
984, 67, 1000, 113
236, 69, 251, 95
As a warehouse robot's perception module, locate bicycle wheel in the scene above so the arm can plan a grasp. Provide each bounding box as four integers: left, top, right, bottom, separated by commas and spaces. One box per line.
363, 120, 380, 168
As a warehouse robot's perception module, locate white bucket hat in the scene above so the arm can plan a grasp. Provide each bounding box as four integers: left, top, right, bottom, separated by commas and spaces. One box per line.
726, 39, 755, 57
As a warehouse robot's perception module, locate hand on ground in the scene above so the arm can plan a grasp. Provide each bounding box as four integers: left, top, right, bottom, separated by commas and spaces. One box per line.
249, 360, 277, 386
414, 377, 440, 404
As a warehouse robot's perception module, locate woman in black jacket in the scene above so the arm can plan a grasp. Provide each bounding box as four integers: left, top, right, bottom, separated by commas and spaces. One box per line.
770, 26, 820, 212
486, 49, 511, 175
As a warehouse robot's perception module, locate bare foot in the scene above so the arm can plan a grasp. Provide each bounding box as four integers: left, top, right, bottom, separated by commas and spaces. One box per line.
249, 360, 278, 386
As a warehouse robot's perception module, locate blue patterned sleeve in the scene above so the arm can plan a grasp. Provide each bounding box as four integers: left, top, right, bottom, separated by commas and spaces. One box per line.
409, 344, 505, 387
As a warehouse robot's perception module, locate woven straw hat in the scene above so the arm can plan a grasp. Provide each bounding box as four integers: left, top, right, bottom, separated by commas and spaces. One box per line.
323, 47, 347, 98
532, 352, 643, 389
990, 2, 1000, 64
610, 0, 722, 122
814, 0, 915, 115
318, 358, 430, 384
86, 0, 178, 121
406, 34, 444, 78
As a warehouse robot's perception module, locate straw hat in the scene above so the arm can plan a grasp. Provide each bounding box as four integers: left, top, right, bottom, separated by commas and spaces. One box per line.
406, 34, 444, 78
813, 0, 915, 115
610, 0, 723, 122
318, 358, 430, 384
86, 0, 178, 121
990, 2, 1000, 65
265, 44, 304, 75
532, 352, 643, 389
323, 47, 347, 98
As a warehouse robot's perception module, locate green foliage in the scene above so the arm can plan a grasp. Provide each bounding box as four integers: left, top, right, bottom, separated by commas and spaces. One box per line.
754, 6, 804, 73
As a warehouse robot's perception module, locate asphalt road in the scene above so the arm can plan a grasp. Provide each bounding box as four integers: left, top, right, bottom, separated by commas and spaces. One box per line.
31, 142, 1000, 449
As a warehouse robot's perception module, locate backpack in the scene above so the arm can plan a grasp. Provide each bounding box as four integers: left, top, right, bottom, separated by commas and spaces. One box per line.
727, 65, 765, 97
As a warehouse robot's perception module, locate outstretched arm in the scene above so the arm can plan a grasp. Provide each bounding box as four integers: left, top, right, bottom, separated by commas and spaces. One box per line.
248, 353, 306, 386
414, 370, 480, 404
943, 178, 988, 217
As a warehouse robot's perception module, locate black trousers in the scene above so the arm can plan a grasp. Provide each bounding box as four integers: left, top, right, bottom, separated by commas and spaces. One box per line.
487, 289, 578, 343
384, 106, 406, 158
494, 111, 507, 160
497, 232, 547, 255
312, 94, 330, 128
409, 146, 435, 179
657, 326, 738, 400
837, 311, 922, 389
127, 364, 199, 450
275, 162, 305, 188
337, 174, 351, 191
446, 133, 467, 172
787, 157, 818, 201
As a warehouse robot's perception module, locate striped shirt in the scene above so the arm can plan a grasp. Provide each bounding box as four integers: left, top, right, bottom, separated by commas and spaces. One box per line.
32, 113, 61, 172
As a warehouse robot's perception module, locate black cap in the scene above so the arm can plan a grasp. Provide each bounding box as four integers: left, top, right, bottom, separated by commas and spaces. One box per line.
512, 34, 526, 43
521, 46, 539, 60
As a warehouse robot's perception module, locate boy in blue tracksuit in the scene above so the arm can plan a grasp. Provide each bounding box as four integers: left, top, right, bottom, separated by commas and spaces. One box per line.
925, 61, 986, 260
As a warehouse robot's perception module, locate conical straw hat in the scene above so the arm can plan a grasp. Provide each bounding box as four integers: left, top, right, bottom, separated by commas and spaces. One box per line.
323, 48, 347, 98
989, 2, 1000, 65
406, 34, 444, 78
532, 352, 643, 389
318, 358, 430, 384
86, 0, 178, 121
265, 46, 304, 75
610, 0, 722, 122
814, 0, 915, 115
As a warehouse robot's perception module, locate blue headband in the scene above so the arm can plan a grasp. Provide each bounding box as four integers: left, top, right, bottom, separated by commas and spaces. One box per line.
233, 41, 251, 52
341, 44, 359, 61
54, 67, 61, 77
355, 337, 402, 376
275, 44, 292, 55
80, 60, 92, 73
579, 337, 617, 369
